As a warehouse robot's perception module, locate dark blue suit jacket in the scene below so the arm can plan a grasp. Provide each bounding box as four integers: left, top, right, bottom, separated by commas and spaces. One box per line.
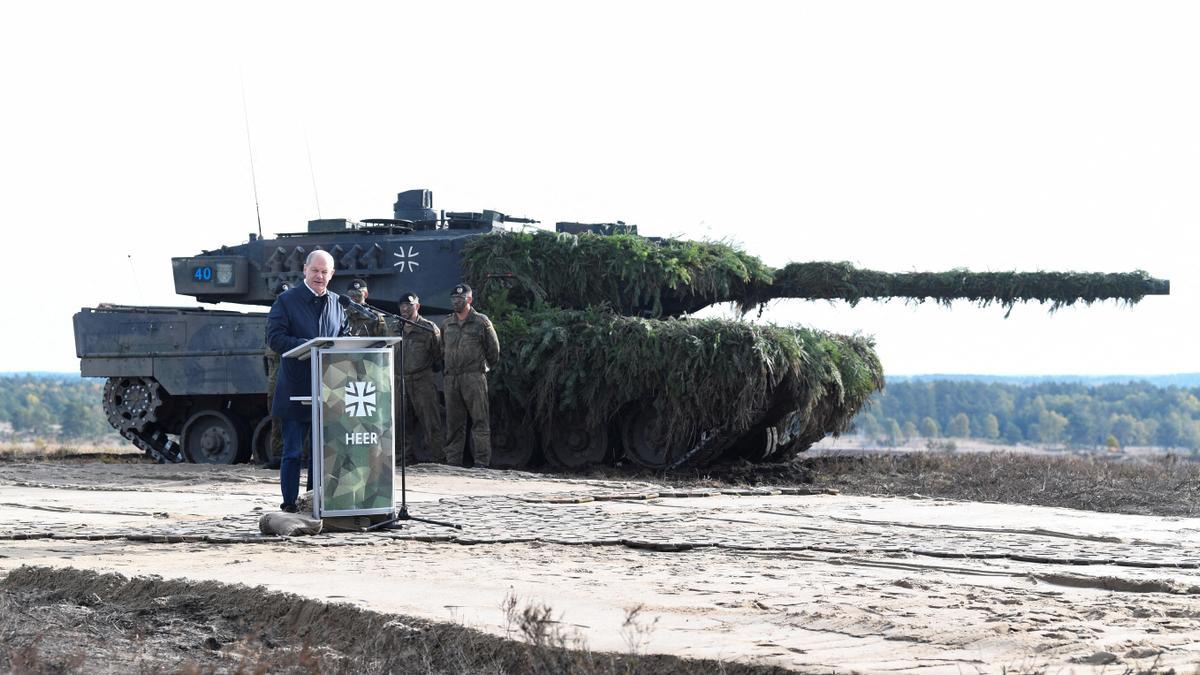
267, 285, 348, 420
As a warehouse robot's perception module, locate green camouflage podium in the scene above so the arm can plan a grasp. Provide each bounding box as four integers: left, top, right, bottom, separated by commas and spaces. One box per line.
285, 336, 402, 519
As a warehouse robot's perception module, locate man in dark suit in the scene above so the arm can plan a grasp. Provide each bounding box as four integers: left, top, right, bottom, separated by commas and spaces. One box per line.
266, 250, 348, 512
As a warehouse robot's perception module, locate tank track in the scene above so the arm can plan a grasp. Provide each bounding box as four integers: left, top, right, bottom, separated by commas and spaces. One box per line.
100, 376, 183, 463
666, 428, 734, 470
119, 427, 184, 464
103, 377, 166, 434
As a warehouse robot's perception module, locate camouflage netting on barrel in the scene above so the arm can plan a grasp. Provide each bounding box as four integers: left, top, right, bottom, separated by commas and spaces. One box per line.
748, 262, 1169, 314
484, 306, 883, 469
463, 231, 1168, 318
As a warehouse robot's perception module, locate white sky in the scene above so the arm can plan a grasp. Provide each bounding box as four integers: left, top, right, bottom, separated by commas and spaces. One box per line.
1, 1, 1195, 376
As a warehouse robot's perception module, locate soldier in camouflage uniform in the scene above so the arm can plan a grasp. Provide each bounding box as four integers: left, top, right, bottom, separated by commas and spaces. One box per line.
441, 283, 500, 468
393, 292, 445, 465
345, 278, 388, 337
263, 281, 291, 469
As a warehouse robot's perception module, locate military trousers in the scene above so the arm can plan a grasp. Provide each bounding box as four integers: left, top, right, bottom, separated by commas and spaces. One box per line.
442, 372, 491, 467
396, 370, 445, 464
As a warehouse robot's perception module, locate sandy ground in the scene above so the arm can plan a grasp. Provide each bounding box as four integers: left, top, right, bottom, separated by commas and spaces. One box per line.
810, 434, 1190, 460
1, 461, 1199, 673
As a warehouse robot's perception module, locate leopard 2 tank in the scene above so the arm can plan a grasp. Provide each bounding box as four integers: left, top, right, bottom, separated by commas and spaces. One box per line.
74, 189, 1169, 469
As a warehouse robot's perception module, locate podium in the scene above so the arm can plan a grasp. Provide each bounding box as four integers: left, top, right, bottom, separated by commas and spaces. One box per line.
284, 336, 403, 519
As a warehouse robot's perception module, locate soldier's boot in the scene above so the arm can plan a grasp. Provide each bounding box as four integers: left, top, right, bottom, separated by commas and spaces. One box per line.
427, 446, 448, 465
423, 425, 447, 464
442, 430, 466, 466
472, 440, 491, 469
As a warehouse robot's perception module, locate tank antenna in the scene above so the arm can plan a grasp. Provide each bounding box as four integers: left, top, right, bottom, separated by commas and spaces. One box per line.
304, 129, 322, 219
240, 75, 264, 239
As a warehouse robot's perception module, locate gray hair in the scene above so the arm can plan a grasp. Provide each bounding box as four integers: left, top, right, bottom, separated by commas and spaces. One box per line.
304, 249, 335, 268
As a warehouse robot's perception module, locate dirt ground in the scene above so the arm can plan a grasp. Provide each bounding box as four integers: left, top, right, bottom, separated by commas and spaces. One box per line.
1, 458, 1199, 674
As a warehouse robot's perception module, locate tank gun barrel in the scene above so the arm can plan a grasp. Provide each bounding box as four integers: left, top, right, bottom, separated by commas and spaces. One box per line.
498, 214, 539, 225
747, 262, 1170, 312
462, 231, 1170, 317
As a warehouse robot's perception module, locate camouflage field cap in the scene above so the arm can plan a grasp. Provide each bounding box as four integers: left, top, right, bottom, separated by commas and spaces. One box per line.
347, 279, 368, 300
451, 283, 472, 297
398, 292, 419, 305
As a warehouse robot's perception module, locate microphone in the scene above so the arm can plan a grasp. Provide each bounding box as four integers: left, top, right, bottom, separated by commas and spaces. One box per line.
337, 294, 379, 320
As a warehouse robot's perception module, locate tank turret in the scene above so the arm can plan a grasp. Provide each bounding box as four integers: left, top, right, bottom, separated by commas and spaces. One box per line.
75, 189, 1169, 468
169, 189, 541, 314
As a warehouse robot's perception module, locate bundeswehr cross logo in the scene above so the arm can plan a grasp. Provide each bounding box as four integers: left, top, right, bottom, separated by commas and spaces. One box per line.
392, 246, 420, 272
344, 381, 376, 417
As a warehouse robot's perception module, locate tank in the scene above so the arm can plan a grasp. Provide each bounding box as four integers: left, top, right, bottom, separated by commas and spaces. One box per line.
74, 189, 1170, 468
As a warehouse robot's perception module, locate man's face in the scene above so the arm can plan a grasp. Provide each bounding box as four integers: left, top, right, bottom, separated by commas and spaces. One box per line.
450, 293, 471, 312
303, 255, 334, 294
348, 288, 366, 304
399, 301, 417, 320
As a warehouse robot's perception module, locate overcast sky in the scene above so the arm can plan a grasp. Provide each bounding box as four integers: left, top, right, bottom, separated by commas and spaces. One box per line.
1, 1, 1195, 376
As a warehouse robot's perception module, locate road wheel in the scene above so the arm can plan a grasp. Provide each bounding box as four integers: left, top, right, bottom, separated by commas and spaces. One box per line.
620, 407, 729, 470
251, 416, 277, 466
542, 415, 607, 470
491, 418, 537, 469
182, 410, 249, 464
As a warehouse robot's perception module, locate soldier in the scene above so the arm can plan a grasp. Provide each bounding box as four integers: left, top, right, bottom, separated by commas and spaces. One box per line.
345, 278, 388, 337
441, 283, 500, 468
263, 281, 291, 470
393, 292, 445, 465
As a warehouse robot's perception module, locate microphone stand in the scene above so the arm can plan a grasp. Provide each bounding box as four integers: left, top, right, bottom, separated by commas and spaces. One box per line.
369, 311, 460, 532
364, 303, 436, 334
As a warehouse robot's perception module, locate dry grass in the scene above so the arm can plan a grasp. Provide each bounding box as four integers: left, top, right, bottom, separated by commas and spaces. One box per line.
581, 449, 1200, 519
0, 441, 141, 463
795, 451, 1200, 517
0, 566, 791, 675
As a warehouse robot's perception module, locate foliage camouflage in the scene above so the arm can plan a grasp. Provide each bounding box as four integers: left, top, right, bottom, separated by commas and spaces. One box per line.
462, 231, 1166, 317
485, 302, 883, 462
462, 230, 772, 317
753, 262, 1168, 314
458, 230, 1165, 466
319, 352, 394, 512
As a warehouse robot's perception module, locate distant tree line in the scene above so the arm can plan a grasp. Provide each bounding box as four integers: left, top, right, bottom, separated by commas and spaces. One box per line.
857, 380, 1200, 449
0, 375, 115, 441
4, 374, 1199, 450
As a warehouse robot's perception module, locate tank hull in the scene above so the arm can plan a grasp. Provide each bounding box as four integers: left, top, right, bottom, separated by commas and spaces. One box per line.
74, 304, 879, 469
75, 305, 270, 463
